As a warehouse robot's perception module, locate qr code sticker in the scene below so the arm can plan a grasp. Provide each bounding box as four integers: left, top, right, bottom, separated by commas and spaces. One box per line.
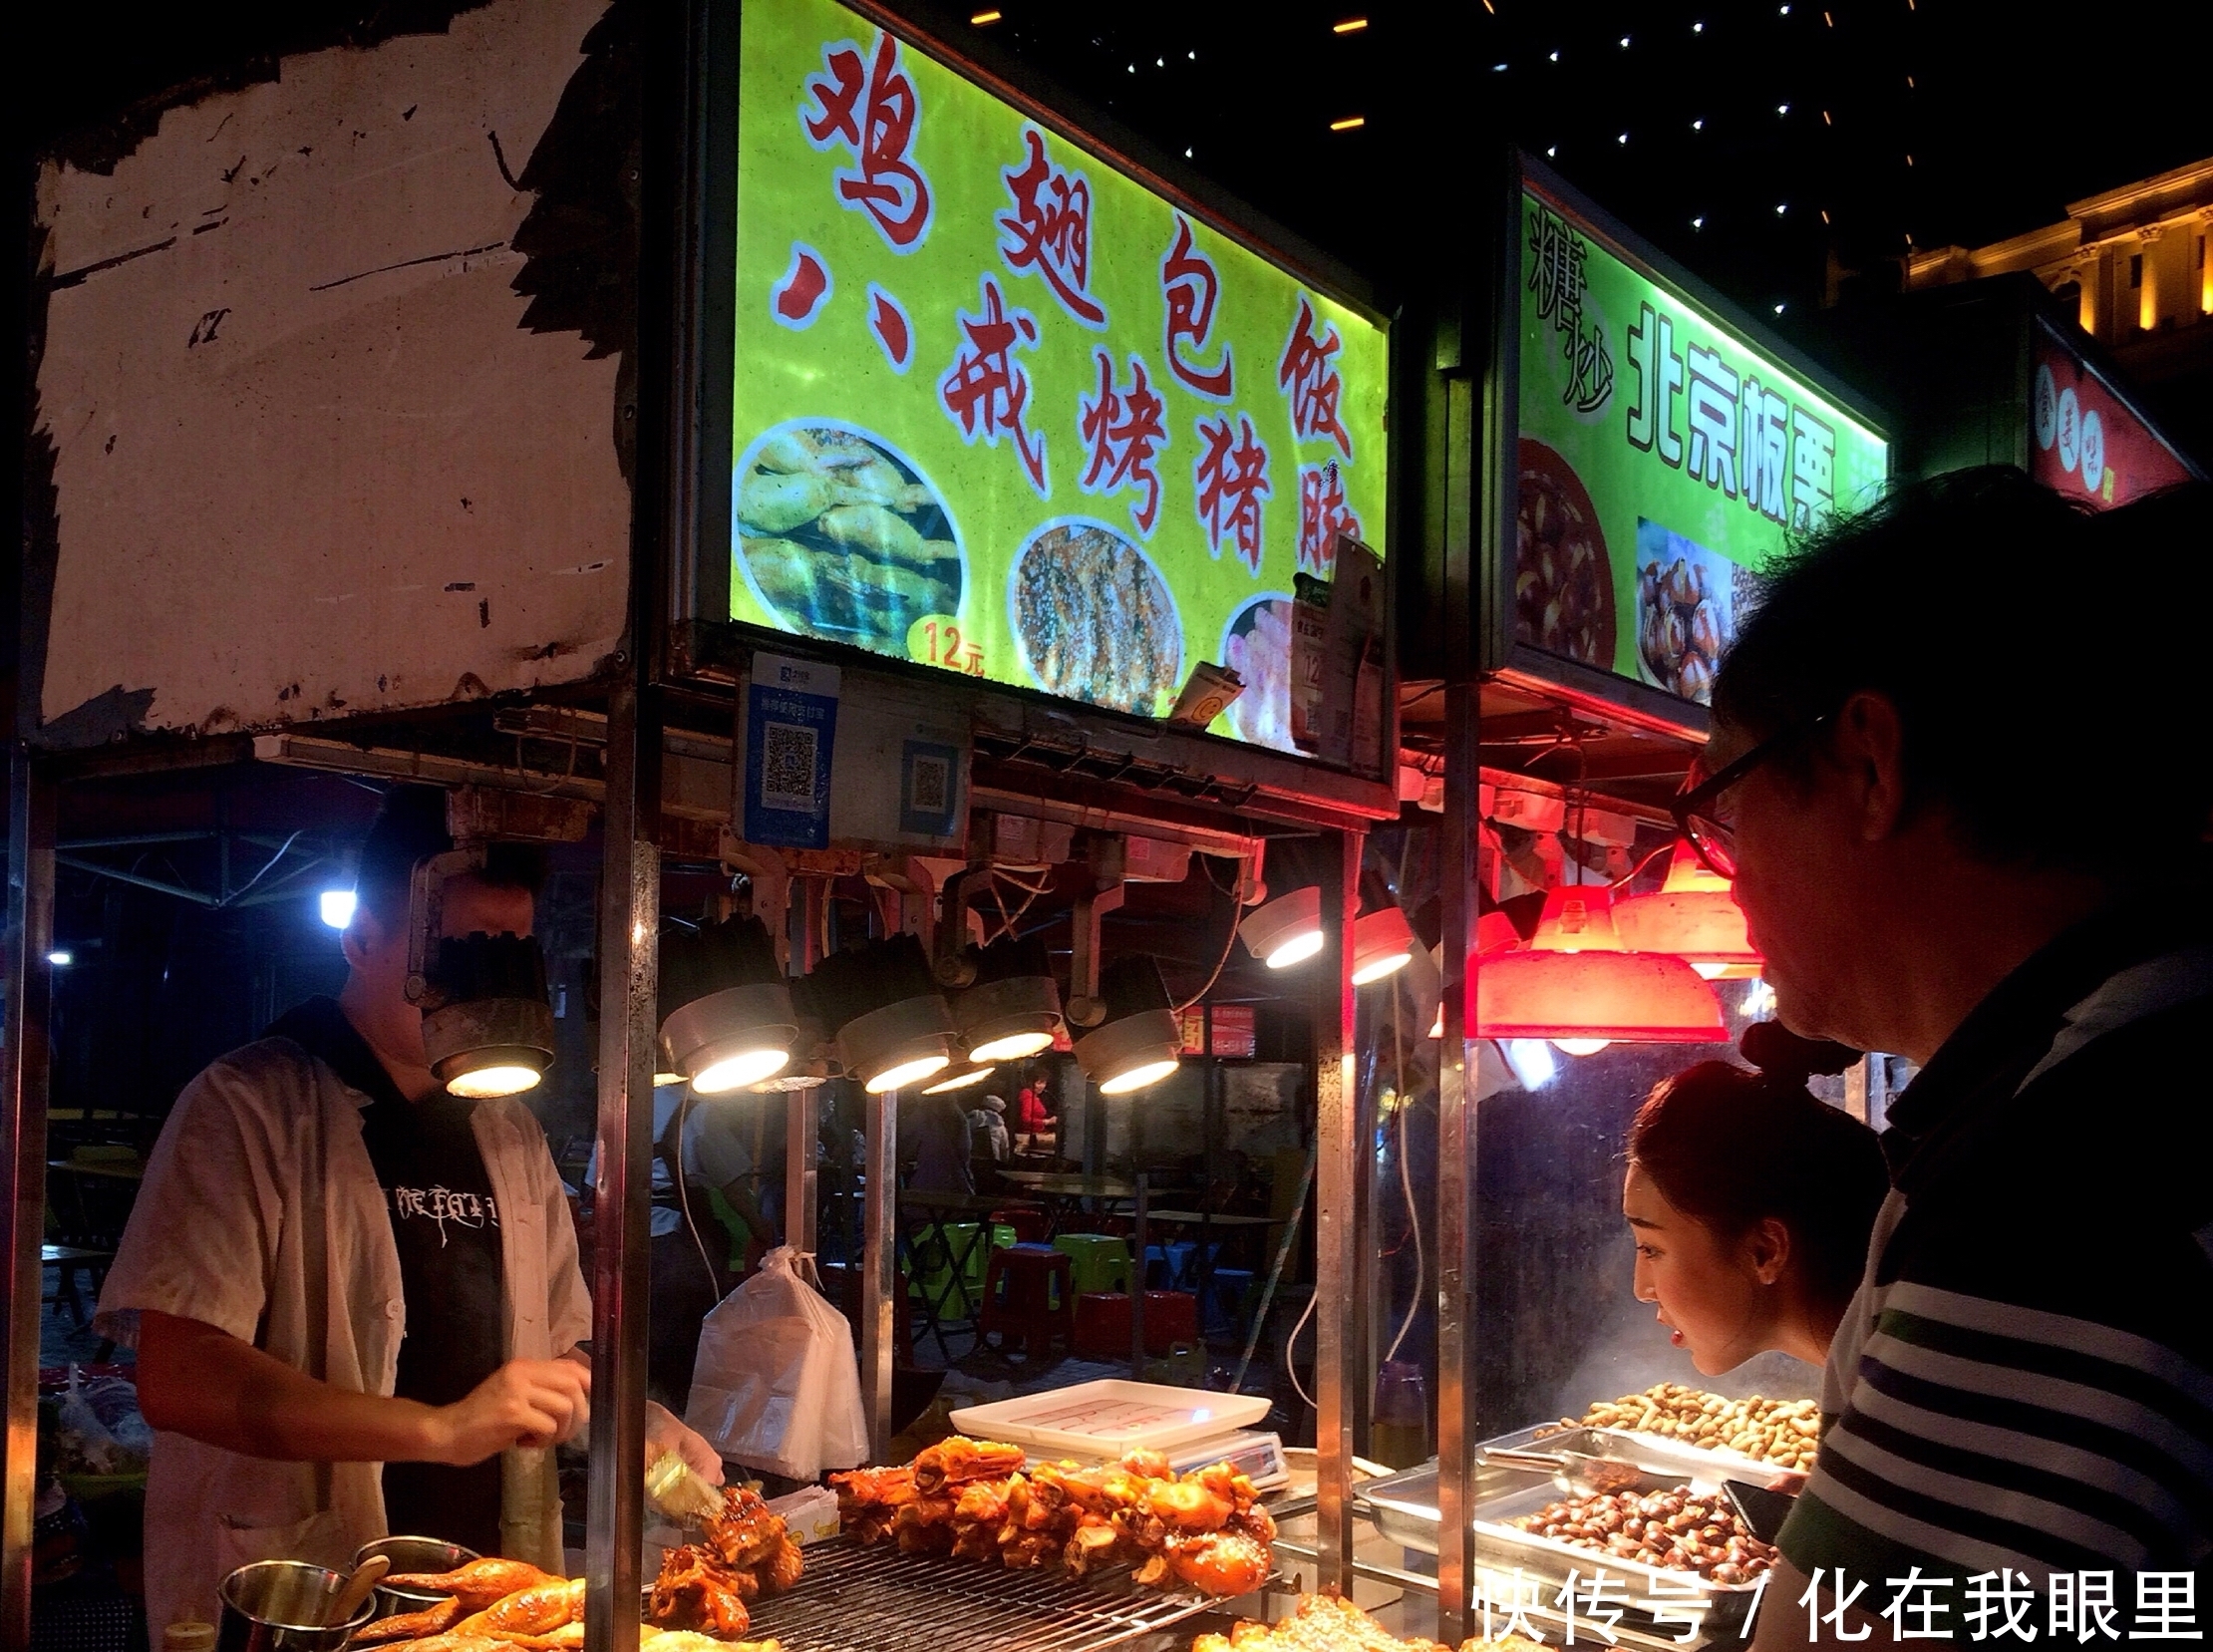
761, 721, 818, 810
909, 753, 950, 816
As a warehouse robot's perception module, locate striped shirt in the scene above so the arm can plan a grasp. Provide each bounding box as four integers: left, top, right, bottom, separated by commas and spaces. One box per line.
1777, 908, 2213, 1596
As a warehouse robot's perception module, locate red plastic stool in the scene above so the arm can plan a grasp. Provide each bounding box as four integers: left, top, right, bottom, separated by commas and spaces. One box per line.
1072, 1290, 1200, 1358
1141, 1290, 1199, 1354
991, 1207, 1050, 1245
980, 1243, 1075, 1354
1074, 1291, 1131, 1360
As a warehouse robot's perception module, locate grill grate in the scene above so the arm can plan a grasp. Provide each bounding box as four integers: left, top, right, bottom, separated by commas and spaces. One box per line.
739, 1538, 1220, 1652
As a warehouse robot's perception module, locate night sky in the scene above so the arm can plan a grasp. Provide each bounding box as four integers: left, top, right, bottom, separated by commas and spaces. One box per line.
12, 0, 2211, 328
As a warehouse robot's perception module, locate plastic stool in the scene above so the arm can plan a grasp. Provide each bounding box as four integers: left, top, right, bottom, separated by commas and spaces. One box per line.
1202, 1267, 1255, 1335
1072, 1290, 1198, 1357
1142, 1241, 1197, 1290
980, 1243, 1076, 1354
907, 1220, 980, 1314
1074, 1291, 1132, 1360
1142, 1290, 1200, 1354
1053, 1233, 1133, 1295
992, 1207, 1050, 1245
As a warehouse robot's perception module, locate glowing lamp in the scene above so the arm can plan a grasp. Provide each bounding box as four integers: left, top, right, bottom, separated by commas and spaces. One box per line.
1611, 840, 1762, 980
1474, 947, 1727, 1043
422, 932, 557, 1098
811, 934, 956, 1094
657, 915, 797, 1095
922, 1060, 999, 1095
1240, 886, 1323, 969
1074, 955, 1182, 1096
1527, 884, 1626, 952
951, 935, 1064, 1064
1350, 907, 1416, 985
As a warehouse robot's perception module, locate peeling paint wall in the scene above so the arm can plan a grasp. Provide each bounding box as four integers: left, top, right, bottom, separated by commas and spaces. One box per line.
28, 0, 630, 747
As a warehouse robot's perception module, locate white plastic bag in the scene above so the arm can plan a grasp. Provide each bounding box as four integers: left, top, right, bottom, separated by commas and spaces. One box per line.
684, 1247, 868, 1481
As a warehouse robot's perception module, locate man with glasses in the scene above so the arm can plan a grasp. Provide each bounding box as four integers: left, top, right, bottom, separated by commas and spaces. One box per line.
1685, 470, 2213, 1643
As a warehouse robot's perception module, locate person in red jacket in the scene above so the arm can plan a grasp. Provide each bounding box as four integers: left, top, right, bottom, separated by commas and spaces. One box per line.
1015, 1069, 1057, 1150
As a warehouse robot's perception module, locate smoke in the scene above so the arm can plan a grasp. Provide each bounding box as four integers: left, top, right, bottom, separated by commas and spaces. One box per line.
1546, 1236, 1821, 1425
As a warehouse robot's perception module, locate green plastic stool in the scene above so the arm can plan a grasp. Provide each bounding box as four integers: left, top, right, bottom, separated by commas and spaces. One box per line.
909, 1220, 982, 1314
1052, 1233, 1133, 1296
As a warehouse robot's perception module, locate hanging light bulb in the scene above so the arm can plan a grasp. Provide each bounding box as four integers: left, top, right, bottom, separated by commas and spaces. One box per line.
1474, 883, 1726, 1043
809, 934, 957, 1093
1611, 839, 1763, 979
1350, 907, 1416, 985
1239, 886, 1323, 969
657, 913, 798, 1095
1074, 955, 1183, 1095
1553, 1037, 1613, 1056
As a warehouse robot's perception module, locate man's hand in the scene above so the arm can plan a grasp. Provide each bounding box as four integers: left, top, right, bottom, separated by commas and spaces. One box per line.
428, 1358, 592, 1465
645, 1402, 725, 1487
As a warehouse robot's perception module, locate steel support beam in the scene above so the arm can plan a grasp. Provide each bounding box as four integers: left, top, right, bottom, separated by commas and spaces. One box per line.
1312, 826, 1367, 1593
584, 681, 660, 1651
0, 753, 56, 1648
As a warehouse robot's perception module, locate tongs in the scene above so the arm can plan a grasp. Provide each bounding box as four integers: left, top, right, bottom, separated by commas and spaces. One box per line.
1482, 1445, 1691, 1498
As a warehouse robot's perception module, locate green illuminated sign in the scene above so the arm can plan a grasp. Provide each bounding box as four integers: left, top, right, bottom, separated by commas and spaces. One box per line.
730, 0, 1388, 753
1515, 187, 1887, 703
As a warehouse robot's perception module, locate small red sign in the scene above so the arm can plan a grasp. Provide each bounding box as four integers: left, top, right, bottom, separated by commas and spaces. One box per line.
2029, 325, 2194, 510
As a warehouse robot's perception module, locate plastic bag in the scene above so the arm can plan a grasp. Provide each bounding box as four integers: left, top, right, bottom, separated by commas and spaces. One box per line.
684, 1247, 868, 1481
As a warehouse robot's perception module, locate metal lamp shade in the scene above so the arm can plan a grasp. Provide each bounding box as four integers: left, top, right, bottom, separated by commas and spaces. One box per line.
1239, 886, 1323, 968
658, 980, 797, 1094
422, 931, 555, 1098
837, 993, 957, 1093
1350, 907, 1416, 984
954, 972, 1063, 1064
1473, 948, 1727, 1043
1611, 889, 1762, 978
1075, 1007, 1183, 1095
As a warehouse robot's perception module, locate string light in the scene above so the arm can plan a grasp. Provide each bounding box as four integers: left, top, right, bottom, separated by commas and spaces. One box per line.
1775, 202, 1788, 214
1492, 62, 1508, 71
1549, 50, 1559, 61
1332, 15, 1369, 32
1692, 215, 1705, 229
1619, 34, 1632, 47
1330, 115, 1367, 132
1776, 103, 1789, 115
1693, 19, 1705, 30
1773, 303, 1786, 314
1692, 118, 1705, 130
1618, 132, 1629, 145
968, 8, 1001, 22
1546, 147, 1557, 157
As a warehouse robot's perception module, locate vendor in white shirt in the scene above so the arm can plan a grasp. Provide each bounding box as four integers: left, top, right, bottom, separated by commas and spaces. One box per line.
96, 788, 721, 1632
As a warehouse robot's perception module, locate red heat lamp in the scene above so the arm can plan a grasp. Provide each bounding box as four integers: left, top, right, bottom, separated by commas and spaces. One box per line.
1610, 839, 1764, 980
1473, 884, 1727, 1047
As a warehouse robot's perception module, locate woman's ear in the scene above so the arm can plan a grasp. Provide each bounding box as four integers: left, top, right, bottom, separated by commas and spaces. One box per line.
1743, 1215, 1792, 1286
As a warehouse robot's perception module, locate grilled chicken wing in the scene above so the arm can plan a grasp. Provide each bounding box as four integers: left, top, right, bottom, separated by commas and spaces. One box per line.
383, 1559, 555, 1613
456, 1577, 587, 1638
354, 1598, 466, 1644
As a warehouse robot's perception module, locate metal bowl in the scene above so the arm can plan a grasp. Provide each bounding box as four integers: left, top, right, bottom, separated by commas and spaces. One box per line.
216, 1560, 379, 1652
351, 1535, 479, 1620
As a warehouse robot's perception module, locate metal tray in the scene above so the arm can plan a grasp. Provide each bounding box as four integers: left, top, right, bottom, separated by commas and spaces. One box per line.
1353, 1427, 1770, 1638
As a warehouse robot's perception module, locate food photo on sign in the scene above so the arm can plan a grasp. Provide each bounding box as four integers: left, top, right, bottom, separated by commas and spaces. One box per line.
1514, 179, 1888, 705
728, 0, 1388, 756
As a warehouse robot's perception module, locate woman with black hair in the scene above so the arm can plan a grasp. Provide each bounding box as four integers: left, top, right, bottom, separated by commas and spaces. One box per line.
1621, 1028, 1888, 1376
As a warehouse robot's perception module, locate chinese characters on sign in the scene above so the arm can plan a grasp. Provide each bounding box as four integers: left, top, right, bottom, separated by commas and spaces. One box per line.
1078, 351, 1167, 535
802, 31, 932, 251
1194, 413, 1271, 570
1528, 202, 1615, 415
999, 128, 1105, 327
1161, 214, 1235, 400
940, 274, 1048, 496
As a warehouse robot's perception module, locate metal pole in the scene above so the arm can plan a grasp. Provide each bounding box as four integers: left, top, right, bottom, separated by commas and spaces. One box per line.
0, 753, 57, 1647
1312, 826, 1365, 1593
1436, 147, 1517, 1639
859, 1086, 897, 1462
586, 682, 659, 1651
1130, 1171, 1148, 1376
786, 1089, 819, 1261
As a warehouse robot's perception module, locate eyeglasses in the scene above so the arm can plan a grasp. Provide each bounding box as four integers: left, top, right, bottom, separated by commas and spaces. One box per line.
1669, 713, 1831, 879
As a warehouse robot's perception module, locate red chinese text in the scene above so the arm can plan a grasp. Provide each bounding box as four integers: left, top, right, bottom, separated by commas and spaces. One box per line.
801, 32, 932, 251
998, 128, 1104, 328
1078, 351, 1167, 535
1278, 297, 1352, 458
940, 275, 1047, 496
1161, 215, 1233, 400
1297, 461, 1361, 575
1194, 413, 1271, 571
